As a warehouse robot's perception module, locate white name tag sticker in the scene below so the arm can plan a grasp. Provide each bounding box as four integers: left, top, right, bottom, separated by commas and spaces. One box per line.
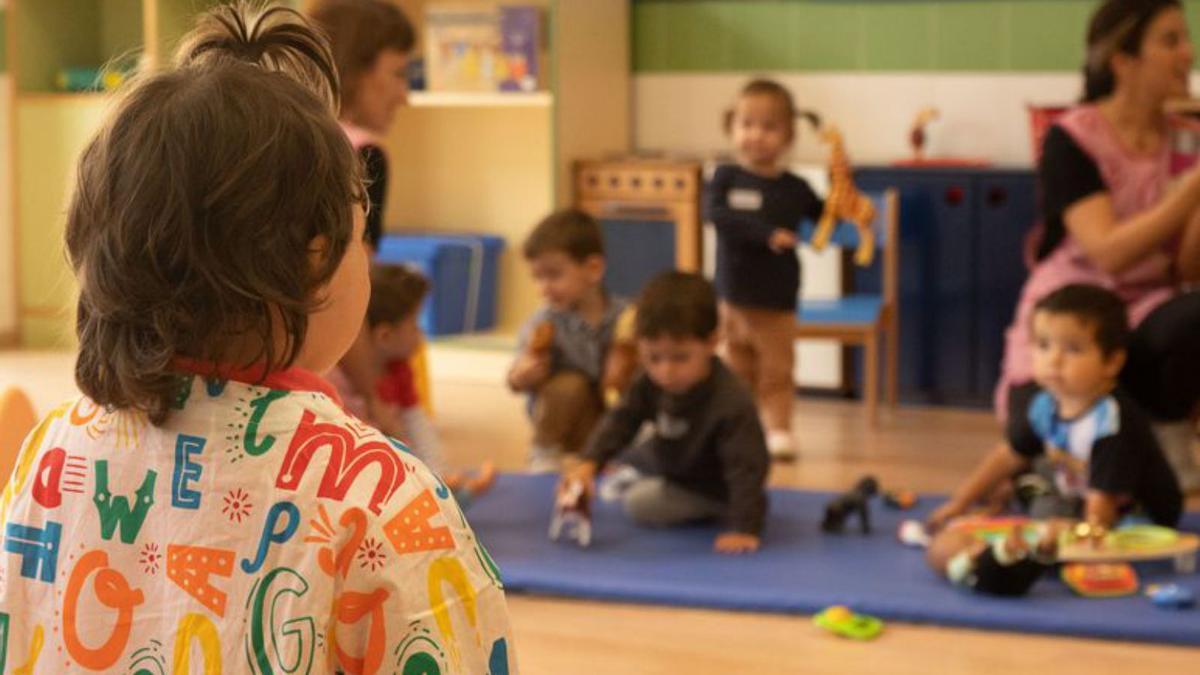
728, 188, 763, 211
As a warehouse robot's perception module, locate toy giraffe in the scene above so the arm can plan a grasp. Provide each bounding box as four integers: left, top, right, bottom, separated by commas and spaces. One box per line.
812, 125, 876, 267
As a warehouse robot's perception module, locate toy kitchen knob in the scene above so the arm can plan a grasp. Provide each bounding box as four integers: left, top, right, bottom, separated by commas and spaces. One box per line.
944, 186, 965, 206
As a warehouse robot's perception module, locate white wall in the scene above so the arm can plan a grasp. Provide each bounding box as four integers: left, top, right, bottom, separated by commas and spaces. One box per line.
635, 72, 1091, 167
655, 72, 1091, 389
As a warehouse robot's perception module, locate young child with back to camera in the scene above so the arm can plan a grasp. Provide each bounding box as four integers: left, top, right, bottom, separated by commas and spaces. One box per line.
329, 264, 496, 504
0, 4, 512, 672
705, 78, 825, 460
923, 284, 1183, 594
507, 208, 632, 472
560, 271, 770, 555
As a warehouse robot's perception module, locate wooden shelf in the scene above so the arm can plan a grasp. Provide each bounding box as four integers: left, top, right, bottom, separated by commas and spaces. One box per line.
408, 91, 552, 108
11, 0, 143, 93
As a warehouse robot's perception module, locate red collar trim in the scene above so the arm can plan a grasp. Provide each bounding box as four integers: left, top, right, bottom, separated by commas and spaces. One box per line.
172, 357, 342, 405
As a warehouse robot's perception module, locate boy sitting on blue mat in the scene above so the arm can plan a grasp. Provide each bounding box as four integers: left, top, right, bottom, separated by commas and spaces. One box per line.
924, 284, 1183, 592
559, 271, 770, 554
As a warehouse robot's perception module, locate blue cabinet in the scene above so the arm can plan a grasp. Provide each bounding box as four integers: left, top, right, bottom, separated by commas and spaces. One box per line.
601, 217, 677, 299
854, 167, 1036, 408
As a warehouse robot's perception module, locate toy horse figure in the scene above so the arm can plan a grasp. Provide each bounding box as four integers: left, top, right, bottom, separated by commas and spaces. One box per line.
549, 477, 592, 547
821, 475, 879, 534
812, 124, 876, 267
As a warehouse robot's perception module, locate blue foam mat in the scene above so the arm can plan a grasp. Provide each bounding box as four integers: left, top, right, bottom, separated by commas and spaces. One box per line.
469, 474, 1200, 646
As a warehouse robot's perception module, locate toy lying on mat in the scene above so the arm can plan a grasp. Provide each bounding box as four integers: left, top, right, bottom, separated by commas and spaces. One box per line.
1058, 523, 1199, 574
549, 477, 592, 547
913, 515, 1199, 596
1061, 562, 1139, 598
1145, 583, 1196, 609
822, 476, 879, 534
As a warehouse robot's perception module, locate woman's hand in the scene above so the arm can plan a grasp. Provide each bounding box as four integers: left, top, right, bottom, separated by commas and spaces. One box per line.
1063, 166, 1200, 275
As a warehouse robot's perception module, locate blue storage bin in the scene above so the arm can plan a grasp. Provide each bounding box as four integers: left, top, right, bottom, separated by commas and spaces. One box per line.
376, 233, 505, 336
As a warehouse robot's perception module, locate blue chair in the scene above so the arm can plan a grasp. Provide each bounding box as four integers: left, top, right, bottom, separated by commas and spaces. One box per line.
796, 189, 899, 425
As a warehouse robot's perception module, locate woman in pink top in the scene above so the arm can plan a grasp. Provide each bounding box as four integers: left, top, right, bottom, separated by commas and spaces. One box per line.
308, 0, 414, 251
999, 0, 1200, 486
308, 1, 420, 431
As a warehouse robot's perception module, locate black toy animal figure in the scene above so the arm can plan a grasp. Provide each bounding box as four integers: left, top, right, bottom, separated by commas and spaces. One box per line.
822, 476, 879, 534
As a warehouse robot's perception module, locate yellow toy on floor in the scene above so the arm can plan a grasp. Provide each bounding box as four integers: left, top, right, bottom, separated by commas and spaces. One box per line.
811, 124, 876, 267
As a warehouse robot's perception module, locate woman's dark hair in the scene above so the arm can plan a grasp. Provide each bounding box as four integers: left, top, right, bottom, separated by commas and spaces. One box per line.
1082, 0, 1182, 102
67, 2, 364, 424
307, 0, 416, 112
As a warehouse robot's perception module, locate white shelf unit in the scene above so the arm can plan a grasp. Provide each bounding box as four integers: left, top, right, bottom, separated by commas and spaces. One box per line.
384, 0, 630, 332
408, 90, 553, 108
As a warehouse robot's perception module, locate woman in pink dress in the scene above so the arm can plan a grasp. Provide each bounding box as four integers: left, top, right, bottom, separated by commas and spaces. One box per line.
307, 1, 418, 430
308, 0, 414, 250
998, 0, 1200, 488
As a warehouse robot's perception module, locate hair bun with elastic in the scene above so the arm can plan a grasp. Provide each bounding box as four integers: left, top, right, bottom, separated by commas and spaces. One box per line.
174, 1, 340, 112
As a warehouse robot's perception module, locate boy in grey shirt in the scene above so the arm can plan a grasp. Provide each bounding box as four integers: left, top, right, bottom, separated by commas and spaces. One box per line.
508, 209, 630, 471
563, 272, 770, 553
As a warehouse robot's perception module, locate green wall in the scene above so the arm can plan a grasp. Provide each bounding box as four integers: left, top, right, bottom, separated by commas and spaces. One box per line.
633, 0, 1200, 72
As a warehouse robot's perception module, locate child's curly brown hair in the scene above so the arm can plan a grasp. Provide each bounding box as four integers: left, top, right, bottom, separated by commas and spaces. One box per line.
67, 3, 365, 423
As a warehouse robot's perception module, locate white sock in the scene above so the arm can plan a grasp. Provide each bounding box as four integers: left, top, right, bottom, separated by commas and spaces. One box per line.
598, 464, 643, 502
527, 444, 563, 474
767, 430, 795, 457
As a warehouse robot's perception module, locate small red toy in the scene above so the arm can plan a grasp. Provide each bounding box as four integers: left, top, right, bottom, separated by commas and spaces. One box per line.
1062, 562, 1139, 598
883, 489, 918, 510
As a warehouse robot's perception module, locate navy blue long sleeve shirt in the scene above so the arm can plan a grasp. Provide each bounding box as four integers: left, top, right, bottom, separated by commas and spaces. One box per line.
704, 164, 824, 311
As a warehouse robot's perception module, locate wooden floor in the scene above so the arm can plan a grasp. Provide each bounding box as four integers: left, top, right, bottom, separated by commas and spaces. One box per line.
2, 347, 1197, 674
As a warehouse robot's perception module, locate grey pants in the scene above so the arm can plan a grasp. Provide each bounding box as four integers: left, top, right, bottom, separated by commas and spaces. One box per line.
622, 477, 725, 527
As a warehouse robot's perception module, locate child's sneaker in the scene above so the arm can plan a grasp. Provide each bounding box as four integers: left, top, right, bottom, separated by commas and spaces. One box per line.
767, 430, 796, 460
527, 444, 563, 474
598, 464, 642, 502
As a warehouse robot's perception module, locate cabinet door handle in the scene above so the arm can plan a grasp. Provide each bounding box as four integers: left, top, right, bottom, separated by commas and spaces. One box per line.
944, 186, 965, 206
987, 186, 1008, 208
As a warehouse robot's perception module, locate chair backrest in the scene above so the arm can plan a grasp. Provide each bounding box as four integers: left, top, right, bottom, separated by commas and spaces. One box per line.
798, 189, 900, 306
0, 387, 38, 491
